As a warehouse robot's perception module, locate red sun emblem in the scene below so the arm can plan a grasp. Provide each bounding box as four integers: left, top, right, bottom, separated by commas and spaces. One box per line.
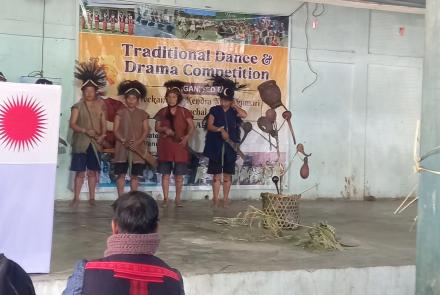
0, 95, 47, 151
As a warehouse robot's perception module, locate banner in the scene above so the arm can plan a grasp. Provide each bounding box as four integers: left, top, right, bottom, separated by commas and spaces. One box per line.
78, 1, 289, 190
0, 82, 61, 273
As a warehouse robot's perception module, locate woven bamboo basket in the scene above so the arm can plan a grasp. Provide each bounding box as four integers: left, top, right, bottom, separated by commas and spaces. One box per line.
261, 192, 301, 230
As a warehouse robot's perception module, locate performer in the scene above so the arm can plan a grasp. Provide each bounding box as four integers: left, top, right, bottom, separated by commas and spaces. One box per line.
272, 35, 280, 46
87, 11, 93, 29
102, 96, 124, 148
110, 14, 116, 32
123, 15, 127, 33
119, 14, 125, 33
203, 76, 247, 207
69, 60, 107, 207
154, 80, 195, 207
113, 80, 149, 197
102, 13, 108, 31
81, 15, 86, 30
251, 30, 259, 45
35, 78, 53, 84
128, 14, 134, 35
94, 13, 100, 31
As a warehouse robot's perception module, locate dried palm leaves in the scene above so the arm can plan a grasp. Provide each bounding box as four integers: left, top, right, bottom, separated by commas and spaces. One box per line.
214, 206, 342, 251
296, 222, 343, 251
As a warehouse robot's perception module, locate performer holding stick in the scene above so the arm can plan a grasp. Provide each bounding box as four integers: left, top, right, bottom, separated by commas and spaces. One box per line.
203, 76, 247, 208
154, 80, 195, 207
70, 60, 107, 207
113, 80, 150, 197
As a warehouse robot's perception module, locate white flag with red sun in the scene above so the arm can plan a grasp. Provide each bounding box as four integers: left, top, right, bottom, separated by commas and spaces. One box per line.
0, 82, 61, 164
0, 82, 61, 273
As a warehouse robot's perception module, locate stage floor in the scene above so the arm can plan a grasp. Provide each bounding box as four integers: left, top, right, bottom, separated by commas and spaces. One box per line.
48, 198, 416, 277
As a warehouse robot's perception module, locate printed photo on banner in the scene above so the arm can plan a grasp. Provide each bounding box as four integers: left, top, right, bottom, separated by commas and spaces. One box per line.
97, 150, 287, 190
77, 0, 290, 191
135, 5, 176, 38
80, 0, 136, 35
80, 0, 289, 46
174, 9, 289, 46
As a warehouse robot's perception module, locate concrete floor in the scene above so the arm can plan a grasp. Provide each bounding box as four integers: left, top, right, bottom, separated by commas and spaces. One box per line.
49, 198, 416, 277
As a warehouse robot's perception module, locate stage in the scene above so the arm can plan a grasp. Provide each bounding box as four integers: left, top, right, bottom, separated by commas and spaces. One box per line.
32, 199, 416, 295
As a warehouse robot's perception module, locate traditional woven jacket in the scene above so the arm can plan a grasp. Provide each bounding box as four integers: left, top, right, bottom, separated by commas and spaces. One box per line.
82, 254, 183, 295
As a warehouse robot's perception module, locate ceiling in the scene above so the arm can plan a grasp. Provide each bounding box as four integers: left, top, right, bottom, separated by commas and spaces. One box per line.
366, 0, 424, 8
86, 0, 426, 15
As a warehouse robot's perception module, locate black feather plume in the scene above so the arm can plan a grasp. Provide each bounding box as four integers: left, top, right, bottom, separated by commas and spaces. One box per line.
208, 75, 246, 100
164, 79, 185, 91
75, 59, 107, 89
117, 80, 147, 99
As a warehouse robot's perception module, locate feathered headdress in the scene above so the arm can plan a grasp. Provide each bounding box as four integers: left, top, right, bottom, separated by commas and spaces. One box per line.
117, 80, 147, 99
35, 78, 53, 85
164, 79, 185, 104
75, 59, 107, 90
209, 76, 246, 100
164, 79, 185, 92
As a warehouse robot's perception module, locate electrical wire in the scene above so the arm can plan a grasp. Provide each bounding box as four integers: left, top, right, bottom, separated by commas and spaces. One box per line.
288, 3, 306, 17
301, 3, 319, 93
26, 70, 43, 77
40, 0, 46, 75
312, 3, 326, 17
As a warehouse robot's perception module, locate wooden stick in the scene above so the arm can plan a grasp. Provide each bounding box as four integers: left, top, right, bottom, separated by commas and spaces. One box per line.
225, 139, 245, 159
418, 166, 440, 175
129, 146, 157, 168
413, 120, 420, 168
394, 185, 417, 214
282, 152, 298, 176
251, 129, 278, 149
286, 118, 297, 145
137, 148, 157, 168
298, 183, 319, 195
420, 146, 440, 162
397, 196, 418, 214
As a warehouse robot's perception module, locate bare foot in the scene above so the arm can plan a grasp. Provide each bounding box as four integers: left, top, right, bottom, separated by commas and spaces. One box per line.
69, 199, 80, 208
223, 199, 230, 208
89, 199, 96, 206
161, 200, 168, 208
175, 201, 183, 208
212, 200, 219, 208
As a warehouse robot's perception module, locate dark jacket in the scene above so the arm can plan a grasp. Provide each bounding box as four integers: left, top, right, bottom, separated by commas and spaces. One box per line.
203, 105, 242, 162
63, 254, 184, 295
0, 254, 36, 295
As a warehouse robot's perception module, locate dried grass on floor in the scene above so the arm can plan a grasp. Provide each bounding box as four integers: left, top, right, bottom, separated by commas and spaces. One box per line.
296, 222, 343, 251
213, 205, 284, 238
213, 206, 343, 251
